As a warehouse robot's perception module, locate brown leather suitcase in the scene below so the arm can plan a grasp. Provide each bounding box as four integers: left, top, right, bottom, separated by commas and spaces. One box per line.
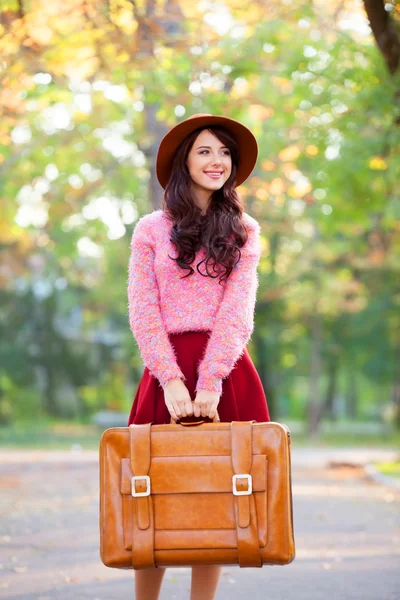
99, 419, 295, 569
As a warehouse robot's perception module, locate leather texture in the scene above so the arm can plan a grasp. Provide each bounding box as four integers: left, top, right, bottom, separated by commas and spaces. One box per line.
99, 420, 295, 570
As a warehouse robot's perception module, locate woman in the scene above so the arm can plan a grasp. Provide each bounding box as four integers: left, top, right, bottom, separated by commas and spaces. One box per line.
127, 113, 271, 600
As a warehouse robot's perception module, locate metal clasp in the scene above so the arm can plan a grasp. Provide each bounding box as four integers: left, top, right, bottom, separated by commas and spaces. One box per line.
232, 473, 252, 496
131, 475, 151, 497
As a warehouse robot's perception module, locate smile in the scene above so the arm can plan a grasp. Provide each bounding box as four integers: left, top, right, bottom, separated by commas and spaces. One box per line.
204, 171, 224, 179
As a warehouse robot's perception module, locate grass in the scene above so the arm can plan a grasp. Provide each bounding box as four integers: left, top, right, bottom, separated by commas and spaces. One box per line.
0, 420, 102, 450
0, 418, 399, 451
292, 432, 400, 448
373, 461, 400, 479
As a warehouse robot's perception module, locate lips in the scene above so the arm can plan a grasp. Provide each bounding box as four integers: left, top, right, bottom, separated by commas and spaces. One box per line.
204, 171, 223, 179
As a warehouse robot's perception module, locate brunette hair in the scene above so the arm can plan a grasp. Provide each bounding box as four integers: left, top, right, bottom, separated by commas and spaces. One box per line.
161, 125, 250, 285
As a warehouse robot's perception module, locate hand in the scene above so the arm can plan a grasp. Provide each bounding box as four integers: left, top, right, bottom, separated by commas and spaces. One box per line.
163, 378, 194, 421
192, 389, 220, 420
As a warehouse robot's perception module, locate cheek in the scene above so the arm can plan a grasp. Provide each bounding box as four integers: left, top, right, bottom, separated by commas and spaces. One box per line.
186, 160, 205, 184
187, 156, 203, 173
225, 159, 232, 175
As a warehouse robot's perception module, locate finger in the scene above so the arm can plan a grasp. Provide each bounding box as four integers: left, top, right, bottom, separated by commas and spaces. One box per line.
196, 401, 205, 418
169, 402, 181, 418
209, 403, 219, 419
193, 402, 201, 417
169, 408, 179, 421
175, 404, 185, 417
178, 398, 192, 418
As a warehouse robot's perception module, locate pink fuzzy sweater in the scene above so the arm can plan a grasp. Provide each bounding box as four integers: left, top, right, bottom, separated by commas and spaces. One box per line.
127, 209, 262, 395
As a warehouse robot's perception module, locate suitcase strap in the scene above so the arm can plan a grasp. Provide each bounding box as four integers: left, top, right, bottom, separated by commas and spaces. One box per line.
129, 424, 155, 569
231, 421, 262, 567
129, 421, 262, 569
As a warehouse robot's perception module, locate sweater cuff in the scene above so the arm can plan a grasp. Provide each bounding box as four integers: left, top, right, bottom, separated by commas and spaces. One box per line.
195, 374, 223, 395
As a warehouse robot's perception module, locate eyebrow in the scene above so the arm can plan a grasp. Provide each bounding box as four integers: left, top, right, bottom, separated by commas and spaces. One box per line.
196, 145, 230, 150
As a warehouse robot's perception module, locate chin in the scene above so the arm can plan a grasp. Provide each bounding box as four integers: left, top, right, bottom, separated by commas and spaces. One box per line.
199, 177, 227, 191
206, 182, 224, 190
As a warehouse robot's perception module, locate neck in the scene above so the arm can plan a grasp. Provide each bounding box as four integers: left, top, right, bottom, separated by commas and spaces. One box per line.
191, 185, 212, 215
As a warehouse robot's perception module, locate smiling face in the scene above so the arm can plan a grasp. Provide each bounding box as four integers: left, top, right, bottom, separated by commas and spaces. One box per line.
186, 129, 232, 198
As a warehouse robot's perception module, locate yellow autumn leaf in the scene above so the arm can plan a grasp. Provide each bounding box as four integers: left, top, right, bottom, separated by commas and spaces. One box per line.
28, 25, 53, 45
288, 180, 312, 198
278, 145, 301, 162
270, 76, 293, 93
207, 47, 222, 60
259, 235, 268, 254
231, 80, 249, 99
255, 188, 268, 200
261, 160, 276, 171
270, 178, 285, 194
369, 156, 388, 170
0, 88, 23, 112
281, 163, 298, 178
249, 176, 264, 187
66, 56, 99, 80
306, 145, 319, 156
248, 105, 274, 120
116, 52, 130, 63
114, 8, 136, 33
131, 0, 146, 13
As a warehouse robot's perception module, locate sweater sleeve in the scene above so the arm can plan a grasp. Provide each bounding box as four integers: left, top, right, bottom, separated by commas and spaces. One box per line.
195, 218, 262, 395
127, 217, 187, 390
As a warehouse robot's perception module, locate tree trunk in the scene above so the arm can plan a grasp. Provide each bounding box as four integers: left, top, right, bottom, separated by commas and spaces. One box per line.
322, 355, 339, 421
142, 0, 186, 210
36, 299, 60, 417
345, 369, 357, 419
43, 360, 58, 417
307, 313, 322, 436
252, 328, 276, 420
392, 343, 400, 429
144, 102, 168, 210
363, 0, 400, 75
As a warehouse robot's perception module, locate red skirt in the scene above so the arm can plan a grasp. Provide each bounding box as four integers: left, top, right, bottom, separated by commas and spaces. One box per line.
128, 330, 271, 425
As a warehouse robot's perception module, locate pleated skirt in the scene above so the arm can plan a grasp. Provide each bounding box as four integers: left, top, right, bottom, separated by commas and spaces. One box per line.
127, 330, 271, 426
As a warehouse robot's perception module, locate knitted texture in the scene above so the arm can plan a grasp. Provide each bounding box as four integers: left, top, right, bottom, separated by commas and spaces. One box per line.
127, 209, 262, 394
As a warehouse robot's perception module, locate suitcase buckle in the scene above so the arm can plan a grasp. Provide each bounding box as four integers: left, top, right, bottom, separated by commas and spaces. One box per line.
232, 474, 252, 496
131, 475, 151, 497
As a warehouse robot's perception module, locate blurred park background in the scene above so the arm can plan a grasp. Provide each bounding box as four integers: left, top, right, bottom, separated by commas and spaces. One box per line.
1, 0, 400, 451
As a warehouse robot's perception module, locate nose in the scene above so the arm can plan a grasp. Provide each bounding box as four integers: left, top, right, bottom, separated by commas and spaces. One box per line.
210, 152, 223, 167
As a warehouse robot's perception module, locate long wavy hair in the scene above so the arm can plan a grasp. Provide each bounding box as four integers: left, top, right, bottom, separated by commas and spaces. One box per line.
161, 125, 250, 285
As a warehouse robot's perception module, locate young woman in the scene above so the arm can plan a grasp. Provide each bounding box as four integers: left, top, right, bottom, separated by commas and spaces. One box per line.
127, 113, 271, 600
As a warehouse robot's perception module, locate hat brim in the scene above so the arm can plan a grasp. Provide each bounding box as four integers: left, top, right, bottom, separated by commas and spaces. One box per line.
156, 114, 258, 189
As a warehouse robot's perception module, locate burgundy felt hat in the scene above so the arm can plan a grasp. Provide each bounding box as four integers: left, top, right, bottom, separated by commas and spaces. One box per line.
156, 113, 258, 189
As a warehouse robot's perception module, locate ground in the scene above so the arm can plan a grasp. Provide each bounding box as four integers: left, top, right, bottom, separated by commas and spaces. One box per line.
0, 448, 399, 600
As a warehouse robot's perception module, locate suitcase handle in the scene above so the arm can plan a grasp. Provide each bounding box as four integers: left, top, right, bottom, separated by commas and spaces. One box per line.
170, 410, 220, 426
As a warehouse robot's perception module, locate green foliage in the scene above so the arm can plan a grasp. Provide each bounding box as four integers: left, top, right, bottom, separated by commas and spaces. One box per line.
0, 0, 399, 431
